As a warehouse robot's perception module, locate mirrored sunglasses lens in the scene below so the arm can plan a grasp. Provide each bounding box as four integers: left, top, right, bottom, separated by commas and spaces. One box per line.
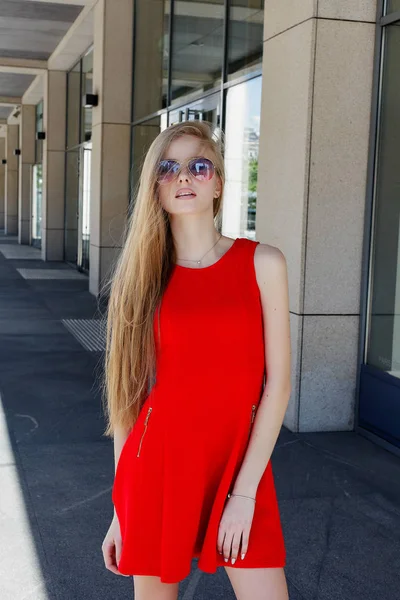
157, 160, 179, 183
189, 158, 214, 180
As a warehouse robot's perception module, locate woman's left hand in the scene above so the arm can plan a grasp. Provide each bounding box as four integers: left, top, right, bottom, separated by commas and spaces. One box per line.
217, 494, 255, 564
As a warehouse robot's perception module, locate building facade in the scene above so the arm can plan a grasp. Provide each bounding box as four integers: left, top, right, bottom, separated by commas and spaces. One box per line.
0, 0, 398, 453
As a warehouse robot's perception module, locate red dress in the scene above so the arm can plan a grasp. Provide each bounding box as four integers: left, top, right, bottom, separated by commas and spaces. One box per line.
112, 237, 286, 583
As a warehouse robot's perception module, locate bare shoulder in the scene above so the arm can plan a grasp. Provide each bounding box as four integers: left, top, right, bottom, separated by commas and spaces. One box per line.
253, 242, 288, 286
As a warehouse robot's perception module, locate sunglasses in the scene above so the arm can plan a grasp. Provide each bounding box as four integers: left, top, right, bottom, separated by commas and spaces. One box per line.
156, 156, 215, 185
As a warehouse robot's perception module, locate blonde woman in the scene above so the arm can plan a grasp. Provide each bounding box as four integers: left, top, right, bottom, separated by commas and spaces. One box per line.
101, 120, 291, 600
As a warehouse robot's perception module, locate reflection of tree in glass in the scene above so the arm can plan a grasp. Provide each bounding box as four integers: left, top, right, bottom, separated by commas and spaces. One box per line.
247, 158, 258, 231
249, 157, 258, 196
242, 126, 259, 232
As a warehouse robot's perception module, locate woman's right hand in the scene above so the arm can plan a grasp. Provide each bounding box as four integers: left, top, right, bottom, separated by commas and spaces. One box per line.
102, 513, 130, 576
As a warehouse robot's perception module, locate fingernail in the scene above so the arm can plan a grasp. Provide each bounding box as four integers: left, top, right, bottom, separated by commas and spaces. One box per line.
224, 557, 228, 562
241, 553, 245, 560
231, 558, 236, 565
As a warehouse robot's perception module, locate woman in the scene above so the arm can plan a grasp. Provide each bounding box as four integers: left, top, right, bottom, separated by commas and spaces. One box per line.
101, 120, 291, 600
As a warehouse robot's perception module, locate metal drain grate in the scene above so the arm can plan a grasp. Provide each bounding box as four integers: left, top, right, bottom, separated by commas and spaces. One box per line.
62, 319, 106, 352
17, 268, 87, 279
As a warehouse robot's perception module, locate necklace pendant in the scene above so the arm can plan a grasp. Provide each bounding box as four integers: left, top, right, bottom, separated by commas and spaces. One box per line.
197, 260, 201, 264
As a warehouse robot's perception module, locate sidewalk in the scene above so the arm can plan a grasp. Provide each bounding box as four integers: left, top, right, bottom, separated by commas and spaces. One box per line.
1, 230, 399, 600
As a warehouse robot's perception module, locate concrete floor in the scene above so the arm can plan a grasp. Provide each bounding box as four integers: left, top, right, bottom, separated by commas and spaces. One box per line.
1, 231, 399, 600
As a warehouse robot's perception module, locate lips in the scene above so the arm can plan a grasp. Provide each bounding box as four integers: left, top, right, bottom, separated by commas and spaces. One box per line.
175, 188, 196, 198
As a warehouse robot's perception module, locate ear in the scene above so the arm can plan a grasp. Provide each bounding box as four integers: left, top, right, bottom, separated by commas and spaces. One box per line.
214, 175, 222, 198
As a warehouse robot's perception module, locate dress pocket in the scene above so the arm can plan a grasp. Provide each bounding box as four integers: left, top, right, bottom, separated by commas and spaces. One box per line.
136, 406, 153, 457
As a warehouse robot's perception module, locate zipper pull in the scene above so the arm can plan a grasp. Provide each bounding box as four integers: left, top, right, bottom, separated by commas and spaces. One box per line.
251, 404, 257, 423
136, 406, 153, 457
145, 406, 152, 424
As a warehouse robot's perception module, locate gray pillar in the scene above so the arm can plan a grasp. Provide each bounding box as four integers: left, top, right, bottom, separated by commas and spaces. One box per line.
5, 124, 19, 236
90, 0, 133, 296
42, 70, 67, 261
19, 104, 36, 244
0, 137, 5, 229
257, 2, 377, 432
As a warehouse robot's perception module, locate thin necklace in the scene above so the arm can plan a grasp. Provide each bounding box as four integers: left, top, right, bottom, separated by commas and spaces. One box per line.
176, 233, 223, 267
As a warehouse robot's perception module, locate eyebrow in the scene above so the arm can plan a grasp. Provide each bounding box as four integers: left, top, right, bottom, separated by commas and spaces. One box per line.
161, 155, 207, 161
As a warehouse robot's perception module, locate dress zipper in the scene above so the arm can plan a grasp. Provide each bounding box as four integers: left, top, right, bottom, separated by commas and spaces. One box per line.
246, 404, 257, 443
136, 406, 152, 457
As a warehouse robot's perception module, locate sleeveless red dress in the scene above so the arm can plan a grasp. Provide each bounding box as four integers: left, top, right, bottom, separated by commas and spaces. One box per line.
112, 237, 286, 583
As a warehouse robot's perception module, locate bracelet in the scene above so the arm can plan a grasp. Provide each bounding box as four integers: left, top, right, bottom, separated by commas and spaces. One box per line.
227, 492, 255, 502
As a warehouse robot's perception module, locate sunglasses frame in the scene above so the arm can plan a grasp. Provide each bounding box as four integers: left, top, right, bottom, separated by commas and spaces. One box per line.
156, 156, 216, 185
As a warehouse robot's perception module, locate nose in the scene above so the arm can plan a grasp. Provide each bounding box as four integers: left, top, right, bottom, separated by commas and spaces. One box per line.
177, 165, 192, 182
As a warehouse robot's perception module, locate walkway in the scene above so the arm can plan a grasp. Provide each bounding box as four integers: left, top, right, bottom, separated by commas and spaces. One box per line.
1, 231, 399, 600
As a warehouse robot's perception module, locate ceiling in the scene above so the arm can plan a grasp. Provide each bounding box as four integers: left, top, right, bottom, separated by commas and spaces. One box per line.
0, 0, 85, 119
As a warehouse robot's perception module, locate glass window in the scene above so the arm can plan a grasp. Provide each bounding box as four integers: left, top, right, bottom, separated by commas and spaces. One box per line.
32, 101, 44, 248
168, 92, 221, 128
222, 76, 261, 239
35, 100, 43, 164
78, 142, 92, 272
131, 117, 165, 202
227, 0, 264, 80
171, 0, 224, 104
82, 50, 93, 142
67, 61, 81, 149
31, 164, 42, 247
133, 0, 170, 121
64, 149, 80, 264
366, 25, 400, 376
386, 1, 400, 13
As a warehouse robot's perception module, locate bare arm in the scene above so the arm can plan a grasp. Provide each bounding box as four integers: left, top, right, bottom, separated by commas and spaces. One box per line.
102, 424, 132, 575
232, 244, 291, 498
112, 424, 131, 516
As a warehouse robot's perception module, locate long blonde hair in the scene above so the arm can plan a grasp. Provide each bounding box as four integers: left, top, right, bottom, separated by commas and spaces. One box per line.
101, 120, 225, 438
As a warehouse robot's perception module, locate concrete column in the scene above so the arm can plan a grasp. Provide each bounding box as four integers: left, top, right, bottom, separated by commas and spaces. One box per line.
5, 124, 19, 235
0, 137, 5, 229
42, 70, 67, 261
90, 0, 133, 296
257, 1, 377, 432
18, 104, 36, 244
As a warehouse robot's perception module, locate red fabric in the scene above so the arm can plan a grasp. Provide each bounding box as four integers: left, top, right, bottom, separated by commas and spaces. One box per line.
112, 237, 286, 583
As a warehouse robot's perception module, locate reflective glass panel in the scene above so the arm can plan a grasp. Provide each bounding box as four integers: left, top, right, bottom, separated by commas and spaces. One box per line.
366, 26, 400, 376
64, 149, 79, 264
386, 1, 400, 13
168, 92, 220, 128
35, 100, 43, 164
31, 164, 42, 246
82, 50, 93, 143
171, 0, 224, 104
77, 142, 92, 272
227, 0, 264, 80
131, 117, 164, 203
133, 0, 170, 120
222, 77, 261, 239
